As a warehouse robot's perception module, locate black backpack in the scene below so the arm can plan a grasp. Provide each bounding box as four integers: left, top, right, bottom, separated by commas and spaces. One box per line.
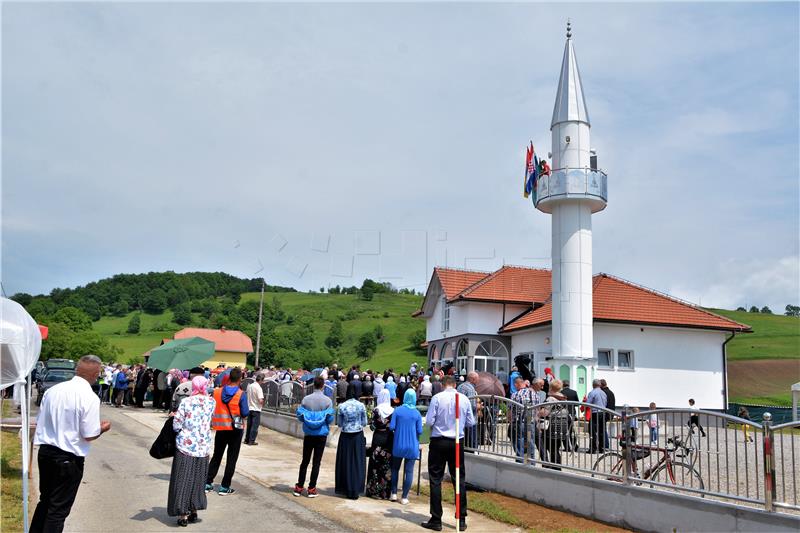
149, 417, 177, 459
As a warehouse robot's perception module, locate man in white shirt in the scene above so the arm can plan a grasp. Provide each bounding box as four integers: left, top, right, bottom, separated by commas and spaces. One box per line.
32, 355, 111, 533
244, 374, 265, 445
422, 375, 475, 532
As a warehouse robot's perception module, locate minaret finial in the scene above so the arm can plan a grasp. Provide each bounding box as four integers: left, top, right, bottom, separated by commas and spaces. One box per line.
566, 19, 572, 39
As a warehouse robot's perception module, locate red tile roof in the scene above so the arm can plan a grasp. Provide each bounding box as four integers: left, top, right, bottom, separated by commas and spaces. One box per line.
174, 327, 254, 353
451, 265, 551, 304
435, 268, 490, 299
499, 273, 750, 333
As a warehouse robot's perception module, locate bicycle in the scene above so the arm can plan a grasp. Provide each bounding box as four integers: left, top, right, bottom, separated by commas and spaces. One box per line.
591, 436, 704, 490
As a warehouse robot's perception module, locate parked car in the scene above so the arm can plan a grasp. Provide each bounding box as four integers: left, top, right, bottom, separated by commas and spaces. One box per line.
44, 358, 76, 371
36, 369, 76, 405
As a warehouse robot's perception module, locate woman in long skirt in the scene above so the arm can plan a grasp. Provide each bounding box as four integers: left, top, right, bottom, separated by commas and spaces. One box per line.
335, 383, 368, 499
365, 389, 394, 499
168, 376, 215, 526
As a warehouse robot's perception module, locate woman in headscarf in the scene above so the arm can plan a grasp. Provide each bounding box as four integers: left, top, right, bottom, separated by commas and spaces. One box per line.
389, 389, 423, 504
365, 389, 394, 499
169, 376, 215, 527
418, 375, 433, 406
385, 376, 397, 401
335, 382, 368, 499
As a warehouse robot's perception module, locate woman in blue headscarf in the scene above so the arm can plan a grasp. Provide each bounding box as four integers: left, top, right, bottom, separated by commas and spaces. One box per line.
388, 388, 423, 504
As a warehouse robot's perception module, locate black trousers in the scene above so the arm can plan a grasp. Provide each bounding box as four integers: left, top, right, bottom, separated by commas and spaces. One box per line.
297, 435, 327, 489
245, 411, 261, 444
152, 389, 162, 409
428, 437, 467, 522
590, 412, 607, 453
30, 445, 85, 533
206, 429, 243, 488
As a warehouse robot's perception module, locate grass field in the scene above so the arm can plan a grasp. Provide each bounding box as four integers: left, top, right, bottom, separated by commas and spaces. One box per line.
95, 309, 183, 362
240, 291, 425, 371
0, 401, 24, 532
710, 309, 800, 361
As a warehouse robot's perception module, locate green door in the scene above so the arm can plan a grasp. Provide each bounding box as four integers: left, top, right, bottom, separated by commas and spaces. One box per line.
559, 364, 570, 383
576, 365, 588, 400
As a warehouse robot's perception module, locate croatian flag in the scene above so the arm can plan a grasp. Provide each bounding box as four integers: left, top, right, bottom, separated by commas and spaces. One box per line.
523, 142, 537, 199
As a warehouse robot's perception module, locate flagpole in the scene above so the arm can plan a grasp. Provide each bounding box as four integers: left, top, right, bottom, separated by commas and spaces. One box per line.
254, 279, 265, 369
455, 391, 461, 533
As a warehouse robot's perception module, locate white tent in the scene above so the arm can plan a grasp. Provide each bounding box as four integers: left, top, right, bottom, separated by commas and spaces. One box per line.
1, 298, 43, 532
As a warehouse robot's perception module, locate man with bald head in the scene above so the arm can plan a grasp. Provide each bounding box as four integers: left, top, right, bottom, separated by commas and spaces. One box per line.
32, 355, 111, 533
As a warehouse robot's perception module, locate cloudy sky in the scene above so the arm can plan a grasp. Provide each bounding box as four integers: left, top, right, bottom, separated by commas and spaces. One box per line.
2, 2, 798, 312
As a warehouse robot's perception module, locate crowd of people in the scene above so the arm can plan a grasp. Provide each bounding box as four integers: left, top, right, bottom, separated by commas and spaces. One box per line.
31, 354, 711, 532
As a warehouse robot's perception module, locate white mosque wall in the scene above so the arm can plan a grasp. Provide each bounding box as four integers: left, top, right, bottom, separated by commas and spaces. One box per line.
593, 324, 727, 410
425, 298, 527, 342
508, 322, 728, 410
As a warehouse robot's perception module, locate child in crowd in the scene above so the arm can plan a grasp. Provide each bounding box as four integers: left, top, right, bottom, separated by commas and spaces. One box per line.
629, 407, 640, 441
687, 398, 706, 437
648, 402, 658, 445
738, 406, 754, 443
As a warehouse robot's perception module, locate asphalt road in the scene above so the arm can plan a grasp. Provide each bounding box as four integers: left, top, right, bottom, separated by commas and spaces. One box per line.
60, 405, 350, 532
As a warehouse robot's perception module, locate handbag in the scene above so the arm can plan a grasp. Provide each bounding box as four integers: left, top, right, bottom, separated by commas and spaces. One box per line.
149, 417, 178, 459
224, 397, 244, 430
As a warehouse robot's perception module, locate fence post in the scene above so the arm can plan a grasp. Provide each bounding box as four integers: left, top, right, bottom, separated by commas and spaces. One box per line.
524, 406, 531, 466
622, 404, 631, 486
762, 412, 775, 512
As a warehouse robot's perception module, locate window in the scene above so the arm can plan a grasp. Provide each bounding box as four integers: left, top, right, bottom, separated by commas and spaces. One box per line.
617, 350, 634, 370
430, 345, 439, 362
457, 339, 468, 358
440, 342, 452, 363
475, 340, 509, 377
597, 349, 613, 369
442, 298, 450, 332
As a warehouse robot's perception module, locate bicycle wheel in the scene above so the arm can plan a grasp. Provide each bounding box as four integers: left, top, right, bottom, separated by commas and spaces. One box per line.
650, 461, 704, 491
592, 451, 624, 481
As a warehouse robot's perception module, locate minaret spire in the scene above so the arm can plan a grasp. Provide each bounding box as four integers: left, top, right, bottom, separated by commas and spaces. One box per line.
551, 22, 590, 129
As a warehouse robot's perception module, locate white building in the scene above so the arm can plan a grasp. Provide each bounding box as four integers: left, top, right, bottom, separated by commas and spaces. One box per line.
415, 26, 749, 410
414, 266, 749, 409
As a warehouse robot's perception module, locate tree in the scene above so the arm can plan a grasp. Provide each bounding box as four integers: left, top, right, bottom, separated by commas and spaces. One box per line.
749, 306, 759, 313
785, 304, 800, 317
110, 299, 130, 317
238, 300, 261, 323
320, 287, 325, 293
355, 332, 378, 359
408, 329, 426, 353
373, 324, 384, 343
173, 303, 193, 325
10, 293, 33, 307
267, 296, 285, 322
760, 306, 772, 314
736, 306, 746, 312
127, 314, 141, 334
142, 289, 168, 314
361, 286, 374, 301
325, 320, 344, 350
52, 307, 93, 332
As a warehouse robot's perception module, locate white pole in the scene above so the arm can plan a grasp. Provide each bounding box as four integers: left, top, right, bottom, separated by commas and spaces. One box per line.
21, 379, 31, 532
254, 279, 265, 369
455, 392, 461, 533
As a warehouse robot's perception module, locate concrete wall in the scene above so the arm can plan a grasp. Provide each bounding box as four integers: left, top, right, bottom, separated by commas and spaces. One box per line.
466, 454, 799, 533
260, 409, 343, 447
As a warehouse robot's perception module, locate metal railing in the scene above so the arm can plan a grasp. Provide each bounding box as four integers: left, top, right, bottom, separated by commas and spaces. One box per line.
534, 167, 608, 206
464, 395, 799, 514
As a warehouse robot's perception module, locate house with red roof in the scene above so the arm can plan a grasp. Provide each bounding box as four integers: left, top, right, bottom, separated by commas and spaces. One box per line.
414, 266, 750, 409
173, 327, 254, 369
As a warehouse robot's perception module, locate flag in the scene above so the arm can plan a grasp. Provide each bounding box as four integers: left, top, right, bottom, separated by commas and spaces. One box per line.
532, 152, 539, 202
523, 142, 536, 198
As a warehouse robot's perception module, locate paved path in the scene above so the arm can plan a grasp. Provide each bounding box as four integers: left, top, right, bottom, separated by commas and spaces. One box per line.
119, 408, 520, 532
62, 405, 349, 532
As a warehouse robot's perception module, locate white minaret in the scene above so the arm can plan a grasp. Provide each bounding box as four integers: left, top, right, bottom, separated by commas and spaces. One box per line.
534, 23, 607, 378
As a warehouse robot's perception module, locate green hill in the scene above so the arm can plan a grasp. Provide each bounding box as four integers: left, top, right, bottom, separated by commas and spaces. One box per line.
238, 291, 425, 371
96, 291, 426, 371
709, 309, 800, 361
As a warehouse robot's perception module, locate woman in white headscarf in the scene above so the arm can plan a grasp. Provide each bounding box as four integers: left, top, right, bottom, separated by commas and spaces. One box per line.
366, 389, 394, 499
418, 375, 433, 406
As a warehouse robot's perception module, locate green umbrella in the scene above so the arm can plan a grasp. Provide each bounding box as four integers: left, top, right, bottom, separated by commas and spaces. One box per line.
147, 337, 215, 372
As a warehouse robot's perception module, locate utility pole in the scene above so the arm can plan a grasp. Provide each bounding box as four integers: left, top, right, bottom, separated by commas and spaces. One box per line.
254, 279, 265, 369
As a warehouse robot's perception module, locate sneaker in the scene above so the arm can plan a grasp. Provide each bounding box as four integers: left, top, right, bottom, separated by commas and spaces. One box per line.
217, 487, 236, 496
293, 485, 304, 497
400, 498, 409, 505
204, 484, 214, 493
307, 487, 318, 498
389, 493, 397, 502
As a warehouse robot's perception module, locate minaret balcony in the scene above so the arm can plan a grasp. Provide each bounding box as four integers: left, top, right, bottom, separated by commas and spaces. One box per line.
534, 167, 608, 214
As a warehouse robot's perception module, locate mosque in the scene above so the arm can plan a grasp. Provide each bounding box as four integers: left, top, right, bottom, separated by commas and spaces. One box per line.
414, 25, 749, 409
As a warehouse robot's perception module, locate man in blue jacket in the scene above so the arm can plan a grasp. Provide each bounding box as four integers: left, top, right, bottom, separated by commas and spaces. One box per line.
293, 377, 334, 498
